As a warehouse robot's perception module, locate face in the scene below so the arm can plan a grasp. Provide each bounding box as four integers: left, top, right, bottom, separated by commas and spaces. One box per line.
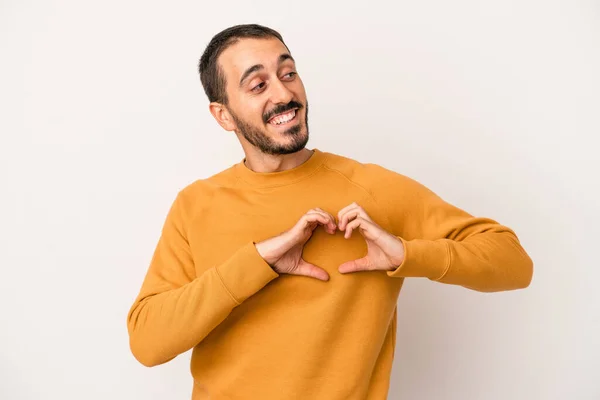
216, 37, 309, 155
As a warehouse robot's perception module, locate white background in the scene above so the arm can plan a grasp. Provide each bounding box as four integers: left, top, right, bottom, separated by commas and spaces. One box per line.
1, 0, 599, 399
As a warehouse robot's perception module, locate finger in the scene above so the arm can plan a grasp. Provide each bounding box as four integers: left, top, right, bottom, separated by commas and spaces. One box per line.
338, 209, 360, 231
339, 257, 371, 273
305, 210, 333, 226
343, 216, 378, 239
338, 203, 372, 230
306, 209, 336, 232
343, 216, 366, 239
304, 212, 329, 226
296, 259, 330, 281
303, 212, 336, 233
314, 208, 338, 233
337, 202, 359, 226
314, 208, 336, 225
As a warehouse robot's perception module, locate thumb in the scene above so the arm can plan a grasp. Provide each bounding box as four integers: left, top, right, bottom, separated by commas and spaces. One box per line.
293, 259, 330, 281
338, 257, 371, 274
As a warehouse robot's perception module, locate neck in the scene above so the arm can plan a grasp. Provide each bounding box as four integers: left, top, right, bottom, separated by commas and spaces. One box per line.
242, 147, 314, 173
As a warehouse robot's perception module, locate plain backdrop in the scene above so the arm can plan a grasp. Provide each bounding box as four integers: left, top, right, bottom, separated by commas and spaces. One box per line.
1, 0, 599, 399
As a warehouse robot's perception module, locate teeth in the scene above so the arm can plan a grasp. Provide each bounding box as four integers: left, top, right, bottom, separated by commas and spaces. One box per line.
270, 110, 295, 125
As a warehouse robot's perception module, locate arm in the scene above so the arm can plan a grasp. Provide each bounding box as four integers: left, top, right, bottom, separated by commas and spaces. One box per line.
127, 190, 279, 367
368, 164, 533, 292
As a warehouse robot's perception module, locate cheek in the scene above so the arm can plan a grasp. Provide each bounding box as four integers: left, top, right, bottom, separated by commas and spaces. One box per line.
255, 106, 268, 124
294, 79, 307, 97
234, 99, 266, 124
246, 100, 267, 120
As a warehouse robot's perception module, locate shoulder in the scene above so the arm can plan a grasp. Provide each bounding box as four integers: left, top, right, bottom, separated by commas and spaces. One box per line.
172, 166, 240, 216
321, 150, 429, 197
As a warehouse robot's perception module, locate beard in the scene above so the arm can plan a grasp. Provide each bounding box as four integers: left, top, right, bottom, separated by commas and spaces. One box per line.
228, 101, 310, 156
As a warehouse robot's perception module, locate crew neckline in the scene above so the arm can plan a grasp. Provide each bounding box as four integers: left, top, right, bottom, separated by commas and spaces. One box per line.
234, 148, 327, 188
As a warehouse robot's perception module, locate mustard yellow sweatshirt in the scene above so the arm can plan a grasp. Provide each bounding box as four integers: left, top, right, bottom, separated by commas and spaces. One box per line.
127, 148, 533, 399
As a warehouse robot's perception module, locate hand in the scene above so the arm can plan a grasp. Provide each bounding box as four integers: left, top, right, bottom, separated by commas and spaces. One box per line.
337, 202, 405, 273
255, 208, 337, 281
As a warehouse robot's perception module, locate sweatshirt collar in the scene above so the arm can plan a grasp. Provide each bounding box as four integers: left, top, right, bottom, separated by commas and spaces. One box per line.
234, 148, 326, 188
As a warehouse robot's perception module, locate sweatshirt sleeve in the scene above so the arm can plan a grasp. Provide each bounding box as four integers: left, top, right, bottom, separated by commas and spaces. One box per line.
367, 164, 533, 292
126, 190, 280, 367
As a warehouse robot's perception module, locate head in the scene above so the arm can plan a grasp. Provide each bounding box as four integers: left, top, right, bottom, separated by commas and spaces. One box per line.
198, 24, 309, 155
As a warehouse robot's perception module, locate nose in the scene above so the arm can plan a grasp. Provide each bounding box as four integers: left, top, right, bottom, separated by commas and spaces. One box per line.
269, 77, 294, 105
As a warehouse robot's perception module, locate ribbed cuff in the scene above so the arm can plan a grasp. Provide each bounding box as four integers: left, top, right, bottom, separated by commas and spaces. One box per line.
215, 241, 280, 304
387, 237, 450, 280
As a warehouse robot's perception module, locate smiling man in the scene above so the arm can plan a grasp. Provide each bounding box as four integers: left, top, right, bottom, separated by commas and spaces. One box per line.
127, 24, 533, 400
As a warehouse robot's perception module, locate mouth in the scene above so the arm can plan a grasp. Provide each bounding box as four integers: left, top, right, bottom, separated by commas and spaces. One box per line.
267, 108, 298, 127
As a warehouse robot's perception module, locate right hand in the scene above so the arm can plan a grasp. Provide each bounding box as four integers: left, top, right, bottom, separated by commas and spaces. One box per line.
255, 208, 337, 281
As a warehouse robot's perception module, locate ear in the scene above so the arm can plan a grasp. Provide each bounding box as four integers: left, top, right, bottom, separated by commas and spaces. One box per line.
209, 102, 236, 132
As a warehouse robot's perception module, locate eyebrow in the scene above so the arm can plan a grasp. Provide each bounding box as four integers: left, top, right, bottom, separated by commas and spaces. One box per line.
238, 53, 295, 87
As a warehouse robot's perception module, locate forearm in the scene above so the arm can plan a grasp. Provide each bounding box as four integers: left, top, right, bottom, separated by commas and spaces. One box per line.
389, 230, 533, 292
365, 163, 533, 292
128, 269, 235, 367
127, 241, 279, 367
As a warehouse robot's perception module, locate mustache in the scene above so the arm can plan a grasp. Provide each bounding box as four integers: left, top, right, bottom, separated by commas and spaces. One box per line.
263, 101, 303, 123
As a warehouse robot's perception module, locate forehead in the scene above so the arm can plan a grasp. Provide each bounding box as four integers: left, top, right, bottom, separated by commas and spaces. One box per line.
218, 37, 291, 80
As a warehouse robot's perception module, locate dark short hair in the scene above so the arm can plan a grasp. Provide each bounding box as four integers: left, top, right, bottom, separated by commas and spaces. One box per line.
198, 24, 288, 104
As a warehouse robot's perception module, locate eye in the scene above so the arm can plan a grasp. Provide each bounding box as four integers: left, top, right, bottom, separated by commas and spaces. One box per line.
251, 82, 266, 92
283, 72, 297, 80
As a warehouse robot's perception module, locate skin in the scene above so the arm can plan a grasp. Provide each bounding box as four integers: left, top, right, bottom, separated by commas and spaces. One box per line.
208, 37, 313, 172
207, 37, 405, 279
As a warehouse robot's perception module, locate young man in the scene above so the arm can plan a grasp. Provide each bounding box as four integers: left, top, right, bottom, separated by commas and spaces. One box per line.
127, 24, 533, 399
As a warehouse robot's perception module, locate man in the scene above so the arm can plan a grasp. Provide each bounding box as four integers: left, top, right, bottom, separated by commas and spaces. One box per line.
127, 24, 533, 399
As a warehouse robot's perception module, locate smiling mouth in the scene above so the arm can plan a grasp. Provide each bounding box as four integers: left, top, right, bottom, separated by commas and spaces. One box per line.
267, 109, 298, 126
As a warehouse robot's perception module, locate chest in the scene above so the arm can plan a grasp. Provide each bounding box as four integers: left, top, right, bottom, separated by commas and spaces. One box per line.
187, 182, 403, 326
190, 183, 394, 273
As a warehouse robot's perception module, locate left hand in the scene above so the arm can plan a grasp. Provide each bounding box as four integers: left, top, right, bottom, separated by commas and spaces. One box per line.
337, 202, 405, 273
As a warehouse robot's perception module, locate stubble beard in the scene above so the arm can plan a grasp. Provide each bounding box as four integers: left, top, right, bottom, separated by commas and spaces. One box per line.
229, 103, 310, 156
